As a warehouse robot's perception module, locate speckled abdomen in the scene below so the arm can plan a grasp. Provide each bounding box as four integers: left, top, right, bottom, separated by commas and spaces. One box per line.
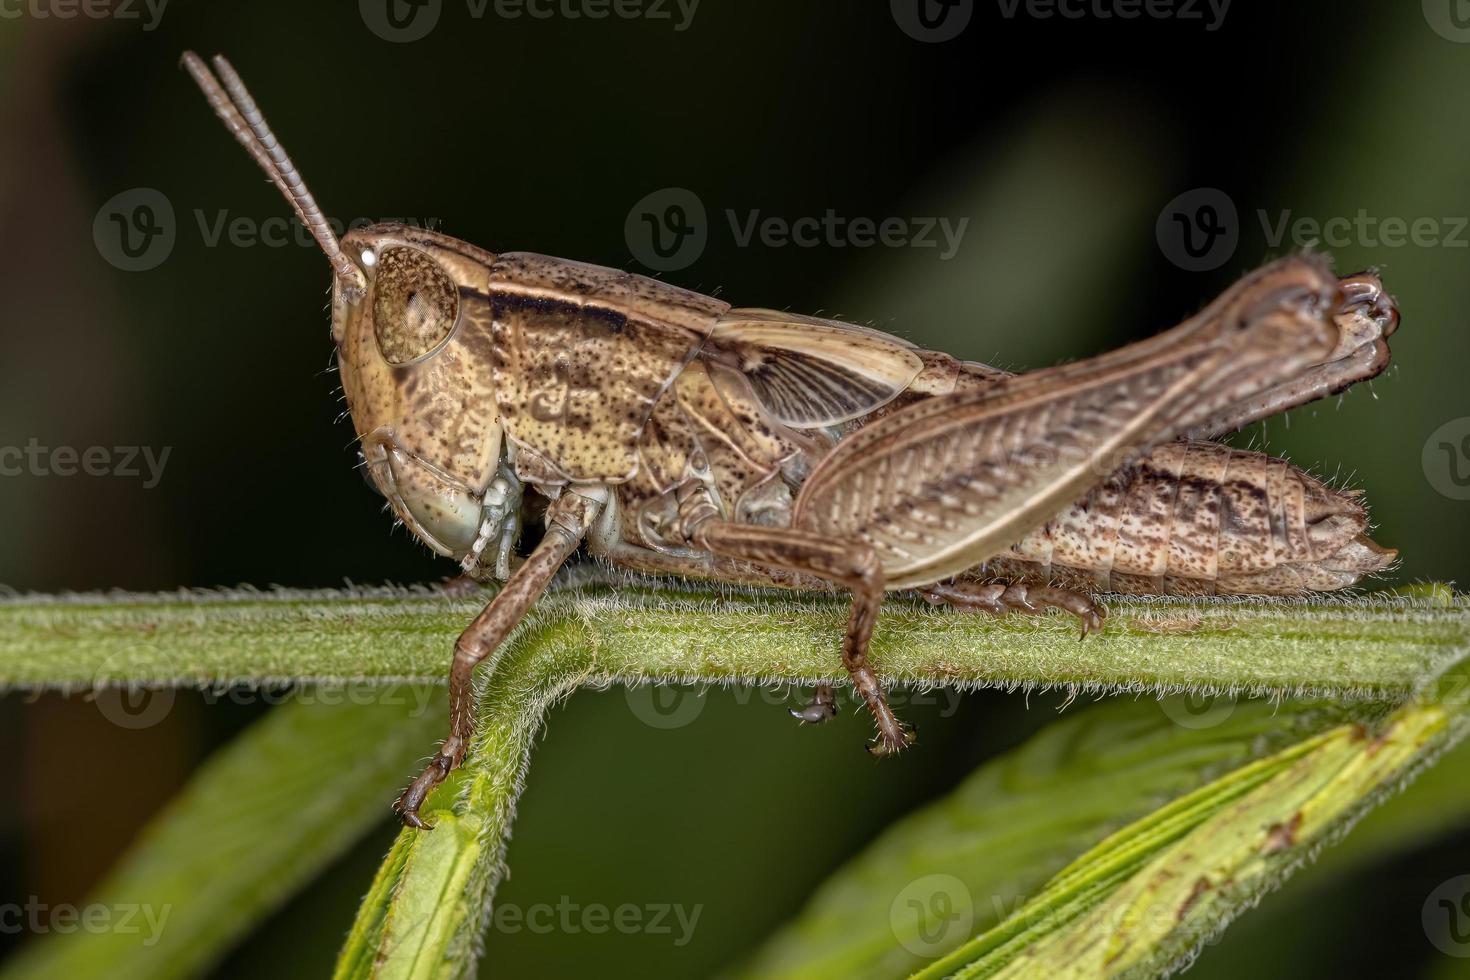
974, 441, 1396, 596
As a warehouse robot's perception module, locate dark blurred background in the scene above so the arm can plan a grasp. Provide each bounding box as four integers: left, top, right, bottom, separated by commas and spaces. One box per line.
2, 1, 1469, 976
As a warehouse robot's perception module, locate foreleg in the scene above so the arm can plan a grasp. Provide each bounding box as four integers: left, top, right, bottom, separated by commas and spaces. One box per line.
395, 489, 602, 828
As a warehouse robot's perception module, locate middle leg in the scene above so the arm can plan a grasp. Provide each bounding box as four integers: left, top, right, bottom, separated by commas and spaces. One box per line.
691, 519, 916, 756
917, 579, 1105, 639
586, 534, 840, 726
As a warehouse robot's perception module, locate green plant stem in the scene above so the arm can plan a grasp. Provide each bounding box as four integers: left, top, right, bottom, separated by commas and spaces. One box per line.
1, 580, 1465, 978
1, 581, 1464, 698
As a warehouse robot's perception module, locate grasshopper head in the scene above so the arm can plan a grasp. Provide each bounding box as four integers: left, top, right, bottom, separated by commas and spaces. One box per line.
184, 52, 520, 577
334, 224, 520, 574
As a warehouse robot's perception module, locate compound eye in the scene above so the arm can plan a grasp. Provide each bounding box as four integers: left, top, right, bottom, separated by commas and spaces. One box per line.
371, 246, 459, 364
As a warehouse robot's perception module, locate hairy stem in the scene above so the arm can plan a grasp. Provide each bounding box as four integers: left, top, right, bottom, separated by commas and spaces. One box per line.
1, 579, 1464, 699
0, 577, 1465, 977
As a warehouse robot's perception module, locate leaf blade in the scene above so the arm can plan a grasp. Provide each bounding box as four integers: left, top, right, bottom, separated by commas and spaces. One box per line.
925, 661, 1469, 979
734, 698, 1354, 980
0, 691, 446, 980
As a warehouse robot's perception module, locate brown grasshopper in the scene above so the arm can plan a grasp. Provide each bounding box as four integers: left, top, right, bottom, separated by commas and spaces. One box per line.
184, 53, 1399, 827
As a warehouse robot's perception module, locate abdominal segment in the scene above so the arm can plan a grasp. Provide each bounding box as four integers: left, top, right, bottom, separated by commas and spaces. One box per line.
969, 441, 1396, 596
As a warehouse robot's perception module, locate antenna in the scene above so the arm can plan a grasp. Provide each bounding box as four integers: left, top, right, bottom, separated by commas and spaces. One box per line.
181, 51, 366, 299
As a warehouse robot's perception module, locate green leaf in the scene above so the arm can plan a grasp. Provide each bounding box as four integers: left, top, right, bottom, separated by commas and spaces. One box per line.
1154, 735, 1470, 978
366, 799, 483, 980
918, 658, 1470, 978
333, 617, 587, 979
0, 691, 446, 980
733, 697, 1360, 980
740, 600, 1470, 980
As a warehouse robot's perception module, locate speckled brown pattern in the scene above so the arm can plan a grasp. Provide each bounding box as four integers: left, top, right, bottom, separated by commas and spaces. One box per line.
329, 232, 1396, 600
187, 51, 1403, 823
487, 252, 725, 484
986, 441, 1396, 595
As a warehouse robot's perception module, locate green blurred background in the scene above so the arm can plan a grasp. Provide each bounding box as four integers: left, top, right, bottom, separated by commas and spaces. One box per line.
1, 1, 1468, 976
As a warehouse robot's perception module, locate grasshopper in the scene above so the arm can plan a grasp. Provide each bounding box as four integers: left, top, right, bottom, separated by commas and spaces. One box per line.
184, 53, 1399, 827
